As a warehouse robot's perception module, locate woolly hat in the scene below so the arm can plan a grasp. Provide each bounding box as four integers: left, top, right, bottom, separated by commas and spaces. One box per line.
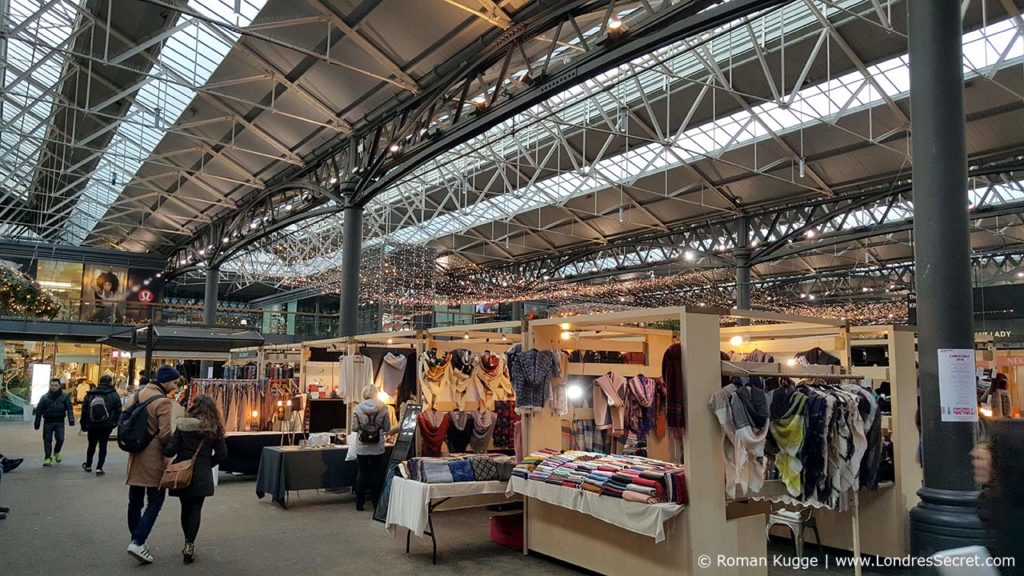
155, 364, 180, 384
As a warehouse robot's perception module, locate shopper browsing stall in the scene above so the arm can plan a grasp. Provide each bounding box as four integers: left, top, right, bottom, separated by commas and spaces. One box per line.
352, 384, 391, 511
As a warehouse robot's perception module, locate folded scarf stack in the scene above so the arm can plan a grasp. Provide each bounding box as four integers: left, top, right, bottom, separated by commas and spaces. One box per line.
407, 454, 516, 483
513, 450, 687, 506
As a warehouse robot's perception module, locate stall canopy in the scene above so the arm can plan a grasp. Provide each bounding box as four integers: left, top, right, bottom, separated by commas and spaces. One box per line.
100, 325, 265, 353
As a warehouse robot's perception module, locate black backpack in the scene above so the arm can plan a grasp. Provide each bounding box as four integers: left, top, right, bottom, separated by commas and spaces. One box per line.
88, 394, 112, 426
357, 412, 381, 444
117, 391, 163, 453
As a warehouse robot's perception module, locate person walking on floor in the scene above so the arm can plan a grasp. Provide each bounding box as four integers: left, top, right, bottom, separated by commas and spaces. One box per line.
33, 378, 74, 466
163, 394, 227, 564
81, 373, 122, 476
352, 384, 391, 511
124, 364, 179, 564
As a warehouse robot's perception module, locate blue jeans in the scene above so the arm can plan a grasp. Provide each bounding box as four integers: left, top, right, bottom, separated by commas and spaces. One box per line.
42, 423, 65, 458
128, 486, 166, 545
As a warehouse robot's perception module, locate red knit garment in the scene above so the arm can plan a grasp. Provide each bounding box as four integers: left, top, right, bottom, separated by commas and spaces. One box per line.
417, 410, 450, 457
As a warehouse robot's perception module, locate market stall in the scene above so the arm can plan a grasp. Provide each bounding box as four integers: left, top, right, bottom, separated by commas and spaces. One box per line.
255, 444, 395, 508
517, 307, 768, 576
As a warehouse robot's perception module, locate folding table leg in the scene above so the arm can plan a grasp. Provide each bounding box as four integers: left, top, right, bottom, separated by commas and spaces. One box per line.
428, 513, 437, 564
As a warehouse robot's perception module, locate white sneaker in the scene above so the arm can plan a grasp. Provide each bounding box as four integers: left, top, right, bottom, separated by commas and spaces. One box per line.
127, 541, 154, 564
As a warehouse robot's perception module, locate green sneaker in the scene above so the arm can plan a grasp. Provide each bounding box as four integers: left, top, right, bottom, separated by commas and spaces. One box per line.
54, 452, 62, 463
43, 458, 52, 466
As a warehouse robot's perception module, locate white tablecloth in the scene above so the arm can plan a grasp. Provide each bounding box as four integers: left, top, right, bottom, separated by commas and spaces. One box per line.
506, 476, 685, 543
385, 478, 510, 537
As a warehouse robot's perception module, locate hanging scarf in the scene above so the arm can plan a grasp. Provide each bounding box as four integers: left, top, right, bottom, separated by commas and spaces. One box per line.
470, 410, 496, 453
417, 410, 450, 457
475, 353, 513, 405
419, 349, 449, 406
446, 410, 474, 453
626, 375, 657, 442
654, 378, 668, 439
449, 349, 476, 410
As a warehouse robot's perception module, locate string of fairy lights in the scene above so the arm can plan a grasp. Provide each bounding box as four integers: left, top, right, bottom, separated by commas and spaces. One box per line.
280, 245, 909, 326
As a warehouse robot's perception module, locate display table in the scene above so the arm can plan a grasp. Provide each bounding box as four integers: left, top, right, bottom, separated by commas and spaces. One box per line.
385, 477, 513, 564
255, 445, 393, 508
507, 476, 684, 543
222, 432, 306, 475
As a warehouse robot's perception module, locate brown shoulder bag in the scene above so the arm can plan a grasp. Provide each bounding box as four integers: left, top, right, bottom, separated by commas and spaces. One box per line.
160, 438, 205, 491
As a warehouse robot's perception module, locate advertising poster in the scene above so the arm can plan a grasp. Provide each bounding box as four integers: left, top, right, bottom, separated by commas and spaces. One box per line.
938, 348, 979, 422
81, 265, 128, 323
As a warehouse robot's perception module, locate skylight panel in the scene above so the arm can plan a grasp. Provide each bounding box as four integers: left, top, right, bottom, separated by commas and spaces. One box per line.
66, 0, 267, 243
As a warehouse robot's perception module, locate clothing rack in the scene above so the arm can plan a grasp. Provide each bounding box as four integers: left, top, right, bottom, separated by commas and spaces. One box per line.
720, 360, 865, 576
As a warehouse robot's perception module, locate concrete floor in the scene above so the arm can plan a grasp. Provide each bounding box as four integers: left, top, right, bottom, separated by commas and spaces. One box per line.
0, 419, 906, 576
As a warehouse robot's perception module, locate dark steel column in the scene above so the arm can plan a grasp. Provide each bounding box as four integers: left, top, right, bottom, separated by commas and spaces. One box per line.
204, 264, 219, 327
908, 0, 983, 555
143, 325, 154, 379
735, 218, 751, 326
339, 183, 363, 337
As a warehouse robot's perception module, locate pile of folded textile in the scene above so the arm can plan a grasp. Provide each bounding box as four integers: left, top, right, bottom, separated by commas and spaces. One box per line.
511, 450, 688, 505
403, 454, 515, 483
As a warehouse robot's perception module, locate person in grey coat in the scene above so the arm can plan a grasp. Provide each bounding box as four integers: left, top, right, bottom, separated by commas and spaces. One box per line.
352, 385, 392, 511
163, 394, 228, 564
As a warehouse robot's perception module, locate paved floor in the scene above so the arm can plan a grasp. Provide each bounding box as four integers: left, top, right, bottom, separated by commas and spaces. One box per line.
0, 419, 906, 576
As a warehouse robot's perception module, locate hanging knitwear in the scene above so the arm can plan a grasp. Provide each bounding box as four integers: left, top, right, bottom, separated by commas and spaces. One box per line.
375, 353, 407, 399
417, 410, 450, 457
770, 391, 808, 497
469, 410, 496, 453
662, 344, 685, 431
506, 345, 556, 412
594, 372, 627, 435
493, 400, 519, 448
396, 351, 417, 406
446, 410, 475, 453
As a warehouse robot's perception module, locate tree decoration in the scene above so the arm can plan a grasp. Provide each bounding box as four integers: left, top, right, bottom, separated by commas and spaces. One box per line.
0, 261, 62, 319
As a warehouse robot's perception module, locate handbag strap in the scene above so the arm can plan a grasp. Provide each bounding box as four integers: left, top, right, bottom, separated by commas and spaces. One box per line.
190, 437, 206, 463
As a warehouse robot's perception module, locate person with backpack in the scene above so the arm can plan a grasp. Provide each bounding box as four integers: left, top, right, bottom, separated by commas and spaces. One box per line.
122, 364, 179, 564
80, 373, 122, 476
33, 378, 74, 466
162, 394, 227, 564
351, 384, 391, 511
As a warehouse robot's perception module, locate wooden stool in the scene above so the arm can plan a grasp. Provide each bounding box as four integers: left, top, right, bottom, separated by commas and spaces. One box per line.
765, 508, 822, 558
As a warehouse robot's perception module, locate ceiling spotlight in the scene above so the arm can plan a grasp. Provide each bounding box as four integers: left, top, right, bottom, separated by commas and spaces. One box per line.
800, 293, 807, 298
222, 237, 229, 243
284, 204, 293, 211
155, 273, 162, 278
606, 17, 625, 39
683, 250, 696, 261
805, 230, 816, 238
250, 221, 259, 229
1017, 271, 1024, 278
329, 176, 338, 185
198, 249, 205, 256
607, 17, 623, 31
808, 294, 816, 301
472, 95, 488, 111
389, 143, 401, 154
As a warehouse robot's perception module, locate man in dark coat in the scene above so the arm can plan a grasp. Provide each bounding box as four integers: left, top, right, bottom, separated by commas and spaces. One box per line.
33, 378, 74, 466
80, 374, 122, 476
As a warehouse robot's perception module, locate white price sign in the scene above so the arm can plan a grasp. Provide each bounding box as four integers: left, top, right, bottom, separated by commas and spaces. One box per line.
937, 348, 978, 422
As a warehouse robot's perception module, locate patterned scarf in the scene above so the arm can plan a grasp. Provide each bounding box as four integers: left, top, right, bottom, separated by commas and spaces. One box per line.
626, 375, 657, 442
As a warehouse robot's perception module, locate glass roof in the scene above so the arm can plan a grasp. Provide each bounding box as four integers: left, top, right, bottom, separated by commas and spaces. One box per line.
379, 16, 1022, 248
0, 0, 81, 200
64, 0, 266, 244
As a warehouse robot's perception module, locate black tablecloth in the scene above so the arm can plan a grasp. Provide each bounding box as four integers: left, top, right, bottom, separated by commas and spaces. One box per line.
222, 433, 306, 475
255, 445, 394, 507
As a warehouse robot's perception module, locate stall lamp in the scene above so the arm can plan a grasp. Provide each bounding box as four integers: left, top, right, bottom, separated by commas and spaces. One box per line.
559, 322, 572, 331
251, 410, 259, 419
729, 335, 745, 347
286, 400, 292, 407
566, 384, 583, 401
463, 332, 470, 339
786, 358, 797, 367
560, 330, 573, 341
386, 337, 394, 345
277, 400, 283, 407
377, 391, 390, 403
980, 404, 993, 418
